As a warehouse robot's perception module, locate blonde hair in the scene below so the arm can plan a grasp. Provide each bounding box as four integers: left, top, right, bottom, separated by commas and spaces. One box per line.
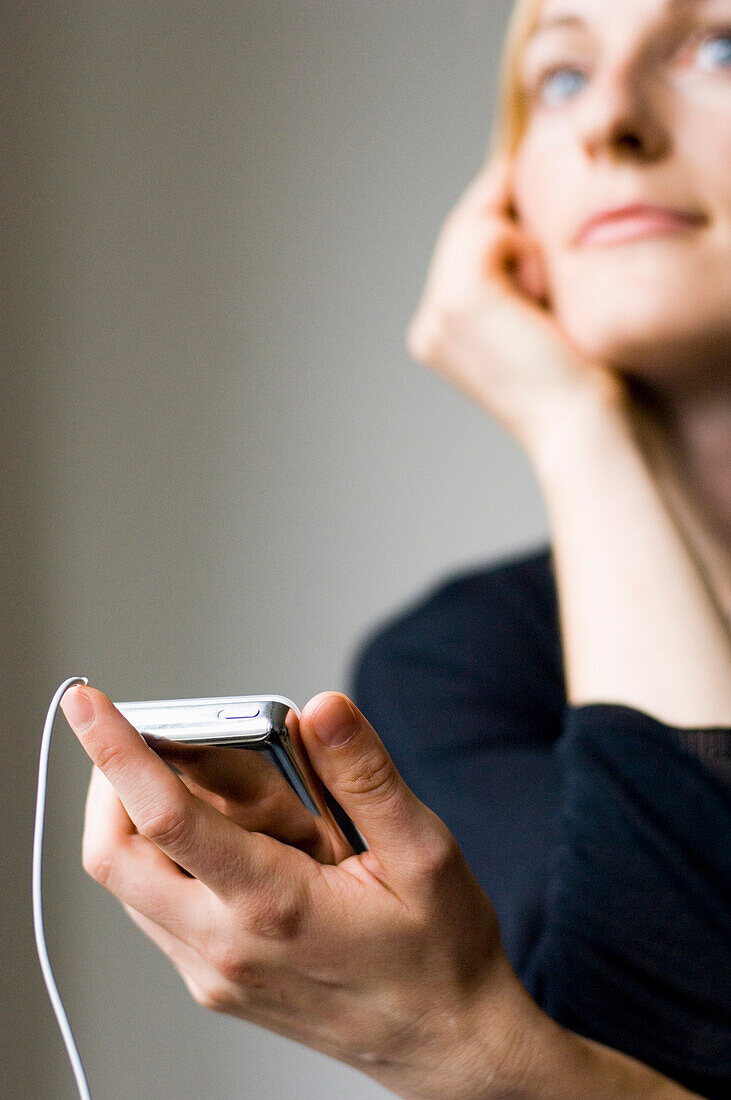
490, 0, 545, 157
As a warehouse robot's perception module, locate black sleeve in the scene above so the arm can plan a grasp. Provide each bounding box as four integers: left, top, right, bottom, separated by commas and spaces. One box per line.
522, 704, 731, 1100
349, 545, 567, 973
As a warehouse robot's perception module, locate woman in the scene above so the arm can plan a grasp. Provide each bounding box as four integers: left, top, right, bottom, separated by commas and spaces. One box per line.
61, 0, 731, 1096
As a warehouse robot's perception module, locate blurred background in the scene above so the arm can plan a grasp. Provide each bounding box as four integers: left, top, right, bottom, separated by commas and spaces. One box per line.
2, 2, 549, 1096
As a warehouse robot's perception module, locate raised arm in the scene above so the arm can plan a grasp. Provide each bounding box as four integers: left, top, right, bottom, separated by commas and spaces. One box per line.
407, 155, 731, 727
533, 391, 731, 726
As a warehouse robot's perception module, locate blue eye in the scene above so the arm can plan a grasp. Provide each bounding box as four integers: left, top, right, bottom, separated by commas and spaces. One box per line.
538, 67, 588, 106
696, 32, 731, 71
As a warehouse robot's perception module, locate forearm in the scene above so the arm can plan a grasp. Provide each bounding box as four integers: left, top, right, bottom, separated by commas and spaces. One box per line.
493, 983, 703, 1100
530, 392, 731, 727
383, 966, 701, 1100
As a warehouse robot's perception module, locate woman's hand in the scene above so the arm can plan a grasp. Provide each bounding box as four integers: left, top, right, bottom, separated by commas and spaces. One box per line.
60, 684, 529, 1100
406, 154, 625, 457
60, 684, 706, 1098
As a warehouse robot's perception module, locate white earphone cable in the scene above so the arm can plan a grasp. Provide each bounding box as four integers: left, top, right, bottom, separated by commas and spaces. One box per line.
33, 676, 92, 1100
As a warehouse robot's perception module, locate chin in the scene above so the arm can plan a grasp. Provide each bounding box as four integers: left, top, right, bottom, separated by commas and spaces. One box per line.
552, 292, 730, 391
548, 245, 731, 388
562, 318, 729, 389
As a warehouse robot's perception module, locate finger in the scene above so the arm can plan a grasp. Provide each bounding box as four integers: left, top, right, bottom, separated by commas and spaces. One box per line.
483, 221, 550, 303
83, 761, 213, 940
470, 216, 538, 282
458, 153, 514, 219
299, 693, 452, 885
122, 903, 228, 1007
86, 762, 200, 878
432, 209, 548, 307
408, 213, 548, 368
86, 764, 134, 838
62, 685, 292, 898
123, 906, 330, 1036
514, 247, 550, 303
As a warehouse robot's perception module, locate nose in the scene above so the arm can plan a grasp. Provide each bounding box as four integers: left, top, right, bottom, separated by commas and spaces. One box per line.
578, 65, 670, 163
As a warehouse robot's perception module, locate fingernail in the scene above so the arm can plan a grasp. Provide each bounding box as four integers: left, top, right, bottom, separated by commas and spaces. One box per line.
61, 687, 95, 731
312, 695, 359, 747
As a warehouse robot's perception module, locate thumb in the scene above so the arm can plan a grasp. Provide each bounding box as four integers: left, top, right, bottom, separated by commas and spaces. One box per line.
300, 692, 440, 874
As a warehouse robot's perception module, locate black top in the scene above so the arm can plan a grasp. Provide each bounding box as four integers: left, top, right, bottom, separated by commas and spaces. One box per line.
350, 545, 731, 1099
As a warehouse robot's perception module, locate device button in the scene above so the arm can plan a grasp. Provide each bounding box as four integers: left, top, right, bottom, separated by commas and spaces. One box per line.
216, 705, 260, 720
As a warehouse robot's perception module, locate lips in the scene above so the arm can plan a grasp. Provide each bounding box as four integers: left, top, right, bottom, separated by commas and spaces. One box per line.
574, 204, 707, 247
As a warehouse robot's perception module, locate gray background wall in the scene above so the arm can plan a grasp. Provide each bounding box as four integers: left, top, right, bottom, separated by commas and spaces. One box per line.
3, 2, 549, 1097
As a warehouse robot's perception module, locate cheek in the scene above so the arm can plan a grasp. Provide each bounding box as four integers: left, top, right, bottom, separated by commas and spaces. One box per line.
678, 114, 731, 216
512, 130, 575, 247
512, 127, 585, 297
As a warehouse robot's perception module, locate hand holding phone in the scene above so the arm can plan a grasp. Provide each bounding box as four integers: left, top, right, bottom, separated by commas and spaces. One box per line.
61, 684, 517, 1100
406, 153, 622, 456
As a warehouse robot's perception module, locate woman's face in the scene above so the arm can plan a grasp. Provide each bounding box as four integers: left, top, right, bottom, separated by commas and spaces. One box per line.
512, 0, 731, 384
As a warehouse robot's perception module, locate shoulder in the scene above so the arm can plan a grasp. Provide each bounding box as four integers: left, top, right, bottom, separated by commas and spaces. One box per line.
353, 543, 560, 667
350, 543, 566, 752
349, 544, 567, 972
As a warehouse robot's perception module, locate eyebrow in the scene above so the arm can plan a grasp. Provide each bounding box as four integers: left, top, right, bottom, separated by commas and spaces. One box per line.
527, 0, 714, 43
529, 14, 584, 39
